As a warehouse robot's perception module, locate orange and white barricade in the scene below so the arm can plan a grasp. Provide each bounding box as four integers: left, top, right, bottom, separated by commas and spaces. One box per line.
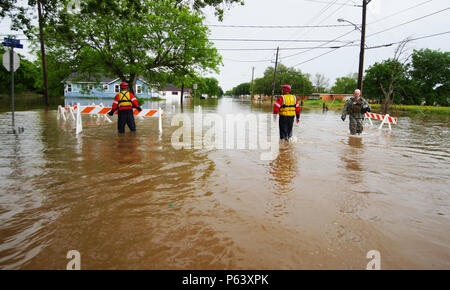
58, 103, 163, 134
364, 112, 398, 130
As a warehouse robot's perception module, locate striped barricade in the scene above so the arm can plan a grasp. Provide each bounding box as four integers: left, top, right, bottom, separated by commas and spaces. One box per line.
364, 112, 397, 130
58, 103, 163, 134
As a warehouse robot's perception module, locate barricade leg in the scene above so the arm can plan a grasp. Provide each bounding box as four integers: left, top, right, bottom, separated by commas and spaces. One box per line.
379, 114, 389, 130
69, 106, 76, 121
158, 107, 163, 134
76, 103, 83, 134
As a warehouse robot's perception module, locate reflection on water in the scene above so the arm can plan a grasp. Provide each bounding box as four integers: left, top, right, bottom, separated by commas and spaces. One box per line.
341, 136, 364, 184
269, 144, 298, 191
0, 99, 449, 269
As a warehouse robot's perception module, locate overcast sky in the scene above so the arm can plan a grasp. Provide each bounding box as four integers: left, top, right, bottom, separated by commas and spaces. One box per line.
204, 0, 450, 91
1, 0, 449, 92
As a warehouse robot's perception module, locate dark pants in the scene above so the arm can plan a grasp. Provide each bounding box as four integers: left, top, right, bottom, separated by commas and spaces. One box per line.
279, 115, 295, 140
118, 109, 136, 133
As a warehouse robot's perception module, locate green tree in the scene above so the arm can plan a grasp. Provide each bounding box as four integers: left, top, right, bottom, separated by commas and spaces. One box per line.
232, 82, 251, 96
253, 64, 313, 96
170, 75, 222, 98
44, 0, 222, 95
363, 59, 409, 108
1, 0, 62, 105
0, 48, 40, 94
331, 73, 358, 94
176, 0, 245, 21
410, 48, 450, 106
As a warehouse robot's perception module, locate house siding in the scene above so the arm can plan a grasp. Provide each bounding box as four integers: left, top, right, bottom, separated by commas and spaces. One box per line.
64, 79, 154, 99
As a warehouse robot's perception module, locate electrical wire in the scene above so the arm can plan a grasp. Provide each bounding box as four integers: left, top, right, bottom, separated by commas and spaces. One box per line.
367, 6, 450, 38
207, 24, 354, 28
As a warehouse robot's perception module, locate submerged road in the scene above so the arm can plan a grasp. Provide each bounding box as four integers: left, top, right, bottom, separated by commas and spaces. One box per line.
0, 98, 449, 269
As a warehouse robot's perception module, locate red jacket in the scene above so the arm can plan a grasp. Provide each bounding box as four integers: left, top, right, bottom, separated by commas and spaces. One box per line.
111, 90, 139, 112
273, 95, 301, 118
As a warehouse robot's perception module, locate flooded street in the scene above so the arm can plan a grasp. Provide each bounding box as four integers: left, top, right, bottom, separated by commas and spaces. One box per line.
0, 98, 449, 269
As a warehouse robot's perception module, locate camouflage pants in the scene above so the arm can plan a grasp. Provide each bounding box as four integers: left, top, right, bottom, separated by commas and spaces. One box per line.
349, 116, 363, 135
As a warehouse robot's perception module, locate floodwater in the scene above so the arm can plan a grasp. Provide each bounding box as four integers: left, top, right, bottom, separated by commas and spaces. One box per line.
0, 98, 449, 269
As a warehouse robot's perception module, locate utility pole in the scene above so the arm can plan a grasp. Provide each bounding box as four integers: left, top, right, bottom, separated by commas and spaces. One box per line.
37, 1, 49, 107
180, 82, 184, 109
357, 0, 370, 91
271, 46, 279, 105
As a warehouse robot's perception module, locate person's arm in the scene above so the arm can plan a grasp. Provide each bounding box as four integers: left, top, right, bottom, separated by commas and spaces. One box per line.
362, 98, 371, 113
109, 94, 119, 115
129, 93, 142, 111
341, 100, 349, 121
273, 96, 283, 115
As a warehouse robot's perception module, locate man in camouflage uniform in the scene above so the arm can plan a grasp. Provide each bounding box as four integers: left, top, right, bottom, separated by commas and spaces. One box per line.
341, 89, 371, 135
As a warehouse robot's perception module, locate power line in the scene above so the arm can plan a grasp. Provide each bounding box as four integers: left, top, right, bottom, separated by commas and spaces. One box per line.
285, 0, 351, 51
278, 29, 356, 60
367, 6, 450, 38
207, 24, 354, 28
210, 38, 353, 43
208, 1, 432, 30
290, 30, 450, 67
303, 0, 362, 7
366, 30, 450, 49
291, 41, 354, 67
217, 45, 357, 51
368, 0, 433, 25
285, 0, 340, 42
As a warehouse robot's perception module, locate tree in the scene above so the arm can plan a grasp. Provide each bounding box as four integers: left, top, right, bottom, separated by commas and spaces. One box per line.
176, 0, 245, 21
0, 48, 40, 94
410, 48, 450, 106
364, 59, 409, 108
312, 73, 329, 93
253, 64, 313, 96
1, 0, 61, 105
232, 82, 251, 96
171, 75, 222, 97
363, 40, 411, 113
331, 73, 358, 94
45, 0, 222, 95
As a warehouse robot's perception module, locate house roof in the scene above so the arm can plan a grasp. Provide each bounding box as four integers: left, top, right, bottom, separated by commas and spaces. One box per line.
64, 73, 150, 85
64, 73, 116, 83
162, 83, 191, 91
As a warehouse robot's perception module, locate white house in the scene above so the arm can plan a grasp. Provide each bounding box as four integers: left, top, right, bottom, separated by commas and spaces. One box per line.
159, 84, 191, 104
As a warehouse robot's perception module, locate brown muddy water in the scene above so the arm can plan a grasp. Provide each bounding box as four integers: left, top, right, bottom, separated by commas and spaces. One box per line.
0, 98, 449, 269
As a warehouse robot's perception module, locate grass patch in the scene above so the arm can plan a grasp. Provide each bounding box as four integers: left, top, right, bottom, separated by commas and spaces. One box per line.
370, 104, 450, 115
301, 99, 345, 110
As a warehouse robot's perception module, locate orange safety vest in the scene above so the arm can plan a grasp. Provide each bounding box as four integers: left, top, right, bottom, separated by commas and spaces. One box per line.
279, 94, 297, 117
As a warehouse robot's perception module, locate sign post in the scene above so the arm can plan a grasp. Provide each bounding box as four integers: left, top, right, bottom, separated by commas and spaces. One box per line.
2, 38, 23, 134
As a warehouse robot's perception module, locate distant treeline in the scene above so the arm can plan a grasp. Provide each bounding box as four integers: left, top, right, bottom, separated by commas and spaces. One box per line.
227, 48, 449, 106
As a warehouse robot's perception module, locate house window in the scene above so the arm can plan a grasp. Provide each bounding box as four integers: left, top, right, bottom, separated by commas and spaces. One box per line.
136, 85, 142, 94
172, 91, 178, 95
67, 84, 72, 92
163, 92, 166, 96
103, 84, 108, 91
115, 85, 120, 92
